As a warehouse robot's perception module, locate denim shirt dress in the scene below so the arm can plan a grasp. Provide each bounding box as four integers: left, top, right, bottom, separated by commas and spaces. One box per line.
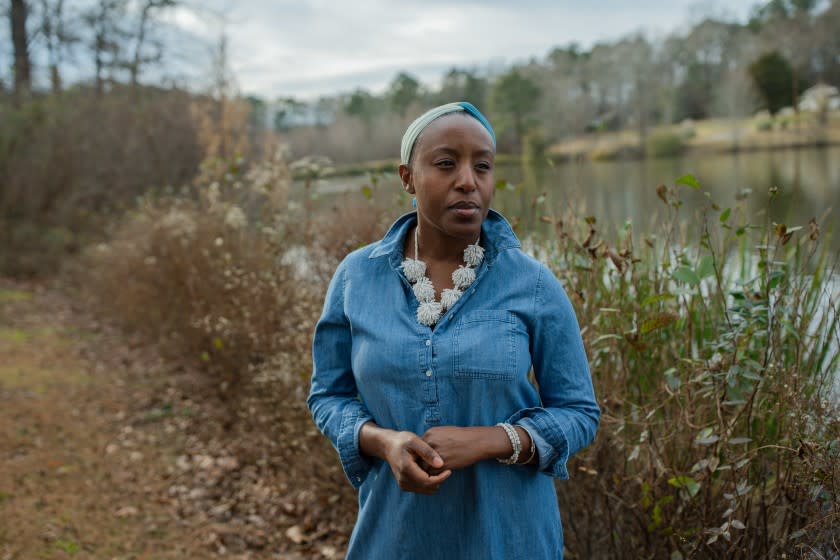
308, 210, 600, 560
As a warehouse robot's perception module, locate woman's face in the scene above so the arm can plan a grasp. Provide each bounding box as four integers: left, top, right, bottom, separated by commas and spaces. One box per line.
400, 114, 495, 243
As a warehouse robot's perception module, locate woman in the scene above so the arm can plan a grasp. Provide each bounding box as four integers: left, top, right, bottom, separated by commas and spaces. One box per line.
307, 102, 599, 559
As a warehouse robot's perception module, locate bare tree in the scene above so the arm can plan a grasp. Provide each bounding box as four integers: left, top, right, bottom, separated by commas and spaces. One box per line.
129, 0, 175, 87
10, 0, 32, 101
38, 0, 77, 93
84, 0, 129, 95
615, 35, 655, 152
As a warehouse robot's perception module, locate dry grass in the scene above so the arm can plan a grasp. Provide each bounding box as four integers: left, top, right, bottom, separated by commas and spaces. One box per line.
83, 149, 391, 416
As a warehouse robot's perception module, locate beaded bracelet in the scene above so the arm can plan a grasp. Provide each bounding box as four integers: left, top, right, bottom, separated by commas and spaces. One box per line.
496, 422, 521, 464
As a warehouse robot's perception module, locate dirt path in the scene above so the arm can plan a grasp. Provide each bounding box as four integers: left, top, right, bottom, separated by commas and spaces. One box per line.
0, 282, 350, 559
0, 282, 192, 558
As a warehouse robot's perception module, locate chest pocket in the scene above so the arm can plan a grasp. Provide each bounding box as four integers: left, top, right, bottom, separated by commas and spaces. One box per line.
453, 310, 519, 380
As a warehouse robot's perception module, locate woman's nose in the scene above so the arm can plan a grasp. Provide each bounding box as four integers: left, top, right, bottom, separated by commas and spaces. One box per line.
455, 165, 477, 192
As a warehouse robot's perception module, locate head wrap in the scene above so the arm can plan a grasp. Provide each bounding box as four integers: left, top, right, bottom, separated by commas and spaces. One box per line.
400, 102, 496, 165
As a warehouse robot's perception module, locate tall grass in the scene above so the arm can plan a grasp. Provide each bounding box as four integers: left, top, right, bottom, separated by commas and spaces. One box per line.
539, 178, 839, 558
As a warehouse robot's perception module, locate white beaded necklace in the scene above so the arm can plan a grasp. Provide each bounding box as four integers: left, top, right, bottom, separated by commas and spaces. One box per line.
401, 225, 484, 327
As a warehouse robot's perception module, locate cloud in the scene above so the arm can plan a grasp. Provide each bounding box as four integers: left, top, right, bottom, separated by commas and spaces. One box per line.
179, 0, 756, 99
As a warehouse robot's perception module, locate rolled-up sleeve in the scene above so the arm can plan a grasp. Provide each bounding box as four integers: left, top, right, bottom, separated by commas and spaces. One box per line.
307, 262, 374, 489
507, 264, 600, 479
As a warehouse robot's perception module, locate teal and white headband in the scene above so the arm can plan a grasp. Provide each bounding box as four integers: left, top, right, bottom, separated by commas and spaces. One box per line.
399, 101, 496, 165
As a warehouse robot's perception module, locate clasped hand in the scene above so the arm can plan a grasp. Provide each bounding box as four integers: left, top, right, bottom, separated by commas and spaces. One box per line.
384, 426, 487, 495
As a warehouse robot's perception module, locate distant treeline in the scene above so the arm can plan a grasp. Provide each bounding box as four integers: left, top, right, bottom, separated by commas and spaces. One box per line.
252, 0, 840, 162
3, 1, 840, 165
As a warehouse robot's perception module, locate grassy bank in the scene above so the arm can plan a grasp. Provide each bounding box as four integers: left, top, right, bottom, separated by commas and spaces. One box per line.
549, 112, 840, 161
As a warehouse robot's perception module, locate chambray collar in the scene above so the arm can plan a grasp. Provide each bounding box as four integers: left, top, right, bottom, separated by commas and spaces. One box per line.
368, 209, 520, 266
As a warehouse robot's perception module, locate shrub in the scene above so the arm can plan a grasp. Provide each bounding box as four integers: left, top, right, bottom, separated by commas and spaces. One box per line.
0, 87, 206, 276
85, 149, 391, 406
536, 179, 839, 558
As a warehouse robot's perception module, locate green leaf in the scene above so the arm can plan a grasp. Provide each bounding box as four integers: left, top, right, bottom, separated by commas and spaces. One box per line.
668, 475, 701, 498
697, 255, 715, 279
212, 337, 224, 350
672, 266, 700, 287
360, 185, 373, 200
720, 208, 731, 222
768, 270, 785, 289
676, 174, 700, 190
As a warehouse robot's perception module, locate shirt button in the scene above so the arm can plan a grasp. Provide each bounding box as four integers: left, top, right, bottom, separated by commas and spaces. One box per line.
425, 369, 432, 377
425, 339, 431, 346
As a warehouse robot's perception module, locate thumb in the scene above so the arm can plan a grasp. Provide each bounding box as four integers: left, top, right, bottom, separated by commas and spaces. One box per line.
409, 438, 444, 469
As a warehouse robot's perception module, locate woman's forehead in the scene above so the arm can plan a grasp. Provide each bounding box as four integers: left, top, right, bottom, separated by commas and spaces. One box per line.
415, 114, 495, 153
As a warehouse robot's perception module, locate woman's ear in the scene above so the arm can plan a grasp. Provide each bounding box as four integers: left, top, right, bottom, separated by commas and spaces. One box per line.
398, 163, 415, 194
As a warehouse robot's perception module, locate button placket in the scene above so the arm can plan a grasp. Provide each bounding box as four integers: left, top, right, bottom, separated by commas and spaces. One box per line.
421, 334, 440, 424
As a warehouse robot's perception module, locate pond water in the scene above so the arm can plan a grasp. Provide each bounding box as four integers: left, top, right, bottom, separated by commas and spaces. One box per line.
313, 146, 839, 251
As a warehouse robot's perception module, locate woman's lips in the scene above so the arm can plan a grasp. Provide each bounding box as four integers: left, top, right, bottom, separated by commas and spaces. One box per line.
451, 206, 479, 218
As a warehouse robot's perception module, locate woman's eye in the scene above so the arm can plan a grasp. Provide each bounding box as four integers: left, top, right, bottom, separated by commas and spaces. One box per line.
435, 160, 455, 168
476, 162, 492, 171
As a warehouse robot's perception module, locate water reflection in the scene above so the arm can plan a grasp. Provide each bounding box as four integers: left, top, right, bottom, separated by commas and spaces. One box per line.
494, 147, 838, 248
312, 146, 839, 250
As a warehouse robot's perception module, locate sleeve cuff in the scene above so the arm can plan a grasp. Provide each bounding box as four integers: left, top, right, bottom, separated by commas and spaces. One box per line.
337, 405, 374, 489
507, 407, 571, 479
515, 418, 556, 472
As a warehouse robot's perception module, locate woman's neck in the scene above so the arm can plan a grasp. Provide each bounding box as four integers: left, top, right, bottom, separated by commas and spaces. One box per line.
410, 222, 475, 265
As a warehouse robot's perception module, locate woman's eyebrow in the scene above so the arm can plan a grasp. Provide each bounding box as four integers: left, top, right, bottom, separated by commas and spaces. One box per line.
428, 146, 494, 157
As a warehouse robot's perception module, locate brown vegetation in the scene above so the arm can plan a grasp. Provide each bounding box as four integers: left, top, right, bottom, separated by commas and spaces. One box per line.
0, 87, 204, 276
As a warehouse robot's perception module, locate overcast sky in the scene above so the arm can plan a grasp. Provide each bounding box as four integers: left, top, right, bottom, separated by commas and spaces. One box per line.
168, 0, 760, 100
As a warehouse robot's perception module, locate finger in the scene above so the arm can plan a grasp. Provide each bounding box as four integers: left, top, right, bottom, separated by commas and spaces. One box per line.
402, 457, 438, 487
417, 471, 451, 495
424, 466, 445, 476
428, 469, 452, 485
408, 438, 444, 469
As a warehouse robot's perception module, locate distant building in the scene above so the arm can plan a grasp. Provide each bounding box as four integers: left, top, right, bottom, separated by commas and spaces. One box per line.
266, 98, 335, 130
798, 84, 840, 112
